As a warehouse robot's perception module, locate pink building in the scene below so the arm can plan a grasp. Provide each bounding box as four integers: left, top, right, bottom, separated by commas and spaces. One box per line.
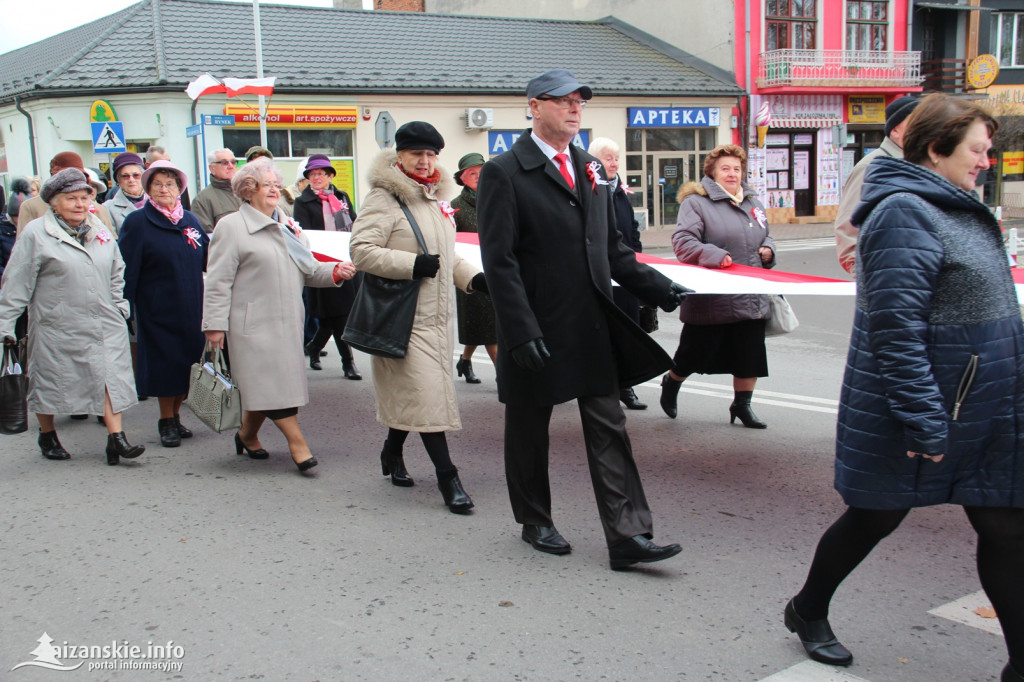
735, 1, 922, 223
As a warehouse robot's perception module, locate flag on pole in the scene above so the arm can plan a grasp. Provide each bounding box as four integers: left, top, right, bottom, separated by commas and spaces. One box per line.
224, 77, 276, 97
185, 73, 226, 100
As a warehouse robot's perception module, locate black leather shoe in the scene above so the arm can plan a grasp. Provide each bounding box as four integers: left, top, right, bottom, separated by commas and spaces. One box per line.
455, 357, 482, 384
438, 471, 474, 513
293, 454, 318, 474
106, 431, 145, 465
175, 414, 193, 439
609, 534, 682, 569
522, 524, 571, 555
158, 418, 181, 447
729, 402, 767, 428
342, 362, 362, 380
234, 432, 269, 459
1002, 663, 1024, 682
305, 343, 322, 370
380, 444, 414, 487
620, 387, 648, 410
660, 374, 682, 418
38, 430, 71, 460
784, 598, 853, 666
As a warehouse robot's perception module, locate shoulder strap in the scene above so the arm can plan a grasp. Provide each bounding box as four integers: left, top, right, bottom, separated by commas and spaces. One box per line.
396, 198, 431, 255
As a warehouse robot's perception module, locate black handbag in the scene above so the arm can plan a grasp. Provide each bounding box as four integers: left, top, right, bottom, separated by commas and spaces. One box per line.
0, 343, 29, 435
342, 200, 430, 359
638, 305, 659, 334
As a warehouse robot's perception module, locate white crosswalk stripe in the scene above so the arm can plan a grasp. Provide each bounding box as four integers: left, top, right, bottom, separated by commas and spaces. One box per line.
758, 660, 874, 682
776, 238, 836, 252
928, 590, 1003, 636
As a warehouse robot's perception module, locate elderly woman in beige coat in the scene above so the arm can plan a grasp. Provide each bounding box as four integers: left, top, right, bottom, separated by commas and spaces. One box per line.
0, 169, 145, 465
202, 158, 355, 474
350, 122, 486, 514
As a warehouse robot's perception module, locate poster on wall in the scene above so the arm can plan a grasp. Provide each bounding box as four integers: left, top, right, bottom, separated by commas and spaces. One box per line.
766, 148, 789, 171
746, 147, 767, 205
816, 129, 841, 206
794, 151, 810, 190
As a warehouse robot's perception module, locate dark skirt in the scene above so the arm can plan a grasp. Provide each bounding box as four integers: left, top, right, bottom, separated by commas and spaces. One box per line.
672, 318, 768, 378
456, 289, 497, 346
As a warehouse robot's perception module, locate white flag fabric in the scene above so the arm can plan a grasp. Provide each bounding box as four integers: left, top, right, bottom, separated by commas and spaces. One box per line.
185, 73, 226, 100
223, 77, 276, 97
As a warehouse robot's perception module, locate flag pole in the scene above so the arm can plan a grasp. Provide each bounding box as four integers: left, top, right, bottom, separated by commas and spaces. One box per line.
252, 0, 268, 148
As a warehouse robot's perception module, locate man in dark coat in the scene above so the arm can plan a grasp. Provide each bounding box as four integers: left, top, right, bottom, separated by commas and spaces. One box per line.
477, 69, 690, 570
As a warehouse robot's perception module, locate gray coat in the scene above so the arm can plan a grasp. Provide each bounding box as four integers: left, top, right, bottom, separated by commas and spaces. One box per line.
672, 177, 775, 325
102, 190, 142, 235
834, 136, 903, 274
0, 211, 136, 414
202, 203, 339, 412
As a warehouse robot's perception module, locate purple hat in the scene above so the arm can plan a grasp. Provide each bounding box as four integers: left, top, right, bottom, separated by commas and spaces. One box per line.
141, 159, 187, 195
303, 154, 335, 178
112, 152, 145, 180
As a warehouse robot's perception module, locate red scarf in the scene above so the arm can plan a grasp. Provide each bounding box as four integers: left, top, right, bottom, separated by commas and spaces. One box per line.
399, 165, 441, 187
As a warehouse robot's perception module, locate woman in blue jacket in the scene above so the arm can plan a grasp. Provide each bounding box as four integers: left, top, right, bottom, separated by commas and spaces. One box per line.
784, 94, 1024, 682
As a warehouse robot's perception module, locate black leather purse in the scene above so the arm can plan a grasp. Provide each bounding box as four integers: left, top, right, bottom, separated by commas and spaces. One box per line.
0, 343, 29, 434
342, 200, 430, 359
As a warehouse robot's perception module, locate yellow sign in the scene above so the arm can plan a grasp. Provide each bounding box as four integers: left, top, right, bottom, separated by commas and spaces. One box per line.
847, 95, 885, 124
330, 159, 356, 202
223, 105, 358, 129
967, 54, 999, 90
1004, 151, 1024, 176
90, 100, 118, 123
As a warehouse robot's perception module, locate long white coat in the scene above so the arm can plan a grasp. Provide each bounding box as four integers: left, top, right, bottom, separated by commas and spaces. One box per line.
202, 203, 339, 412
349, 151, 479, 432
0, 211, 136, 414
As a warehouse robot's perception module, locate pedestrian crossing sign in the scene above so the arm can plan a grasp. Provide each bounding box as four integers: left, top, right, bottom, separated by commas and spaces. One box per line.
91, 121, 127, 154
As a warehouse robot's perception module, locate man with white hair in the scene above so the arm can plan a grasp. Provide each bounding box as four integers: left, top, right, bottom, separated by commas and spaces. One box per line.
191, 148, 241, 232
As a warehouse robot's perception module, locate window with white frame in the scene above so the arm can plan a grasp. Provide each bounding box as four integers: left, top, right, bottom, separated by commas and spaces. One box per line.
992, 12, 1024, 67
847, 1, 889, 52
766, 0, 817, 51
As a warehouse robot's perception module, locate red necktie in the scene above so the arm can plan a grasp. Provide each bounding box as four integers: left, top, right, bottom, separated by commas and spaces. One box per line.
554, 153, 574, 189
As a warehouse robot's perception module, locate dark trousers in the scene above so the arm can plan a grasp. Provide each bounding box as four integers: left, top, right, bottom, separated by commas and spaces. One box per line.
504, 391, 653, 547
309, 314, 354, 364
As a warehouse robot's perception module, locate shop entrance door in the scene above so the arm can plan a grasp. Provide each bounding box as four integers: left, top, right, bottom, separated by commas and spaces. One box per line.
648, 153, 703, 229
792, 134, 816, 217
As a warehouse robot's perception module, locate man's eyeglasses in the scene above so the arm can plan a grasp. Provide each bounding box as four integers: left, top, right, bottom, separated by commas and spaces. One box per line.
210, 159, 235, 166
536, 96, 587, 109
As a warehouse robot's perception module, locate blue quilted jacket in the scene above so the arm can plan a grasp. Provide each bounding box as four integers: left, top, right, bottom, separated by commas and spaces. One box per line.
836, 156, 1024, 509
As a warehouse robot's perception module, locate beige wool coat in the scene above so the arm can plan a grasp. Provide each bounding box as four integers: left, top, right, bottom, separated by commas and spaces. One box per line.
202, 203, 339, 412
0, 211, 136, 414
349, 151, 480, 432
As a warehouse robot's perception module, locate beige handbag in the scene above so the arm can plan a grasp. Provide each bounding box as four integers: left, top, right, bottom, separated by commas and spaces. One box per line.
765, 295, 799, 336
184, 344, 242, 433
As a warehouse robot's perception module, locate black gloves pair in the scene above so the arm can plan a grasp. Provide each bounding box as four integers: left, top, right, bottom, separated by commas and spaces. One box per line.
470, 272, 488, 294
660, 282, 693, 313
510, 338, 550, 372
412, 254, 440, 279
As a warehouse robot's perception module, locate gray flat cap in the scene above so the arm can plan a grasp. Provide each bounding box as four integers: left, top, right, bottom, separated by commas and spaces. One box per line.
526, 69, 593, 101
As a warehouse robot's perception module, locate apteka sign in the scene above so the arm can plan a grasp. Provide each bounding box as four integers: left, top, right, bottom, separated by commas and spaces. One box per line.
628, 107, 720, 128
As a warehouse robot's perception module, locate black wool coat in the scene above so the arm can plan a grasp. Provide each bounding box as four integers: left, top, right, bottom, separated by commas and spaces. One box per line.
293, 185, 359, 318
478, 131, 674, 406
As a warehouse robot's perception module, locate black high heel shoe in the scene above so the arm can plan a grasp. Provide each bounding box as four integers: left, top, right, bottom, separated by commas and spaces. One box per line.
106, 432, 145, 466
784, 598, 853, 667
659, 374, 681, 418
342, 361, 362, 380
175, 414, 193, 439
293, 454, 318, 473
455, 357, 481, 384
38, 430, 72, 460
234, 432, 269, 459
438, 470, 474, 513
380, 443, 413, 487
729, 391, 767, 429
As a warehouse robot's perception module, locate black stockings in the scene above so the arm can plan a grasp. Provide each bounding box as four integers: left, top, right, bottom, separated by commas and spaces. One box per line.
385, 428, 455, 474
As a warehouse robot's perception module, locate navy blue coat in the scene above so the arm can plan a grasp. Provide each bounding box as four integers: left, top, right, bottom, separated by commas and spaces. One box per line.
293, 185, 359, 319
837, 156, 1024, 509
119, 202, 209, 396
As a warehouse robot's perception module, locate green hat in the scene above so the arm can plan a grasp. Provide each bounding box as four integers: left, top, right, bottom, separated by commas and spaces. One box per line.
454, 152, 485, 186
244, 145, 273, 162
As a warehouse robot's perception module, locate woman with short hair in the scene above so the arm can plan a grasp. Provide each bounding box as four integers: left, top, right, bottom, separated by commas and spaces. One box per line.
103, 152, 147, 233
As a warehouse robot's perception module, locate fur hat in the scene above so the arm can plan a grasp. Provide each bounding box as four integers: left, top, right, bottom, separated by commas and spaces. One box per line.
49, 151, 85, 175
41, 168, 91, 203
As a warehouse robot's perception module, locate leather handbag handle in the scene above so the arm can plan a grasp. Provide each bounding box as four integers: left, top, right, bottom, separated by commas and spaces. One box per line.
396, 199, 431, 256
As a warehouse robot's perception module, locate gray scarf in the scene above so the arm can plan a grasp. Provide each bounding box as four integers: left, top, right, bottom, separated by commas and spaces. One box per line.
54, 214, 89, 243
273, 209, 317, 276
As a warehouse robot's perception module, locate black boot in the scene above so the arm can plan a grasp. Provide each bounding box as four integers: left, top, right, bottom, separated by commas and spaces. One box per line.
619, 387, 647, 410
305, 343, 322, 370
380, 442, 413, 487
729, 390, 767, 429
158, 418, 182, 447
174, 414, 193, 439
437, 469, 474, 513
455, 357, 481, 384
1003, 663, 1024, 682
106, 431, 145, 465
659, 373, 682, 418
38, 430, 71, 460
784, 598, 853, 666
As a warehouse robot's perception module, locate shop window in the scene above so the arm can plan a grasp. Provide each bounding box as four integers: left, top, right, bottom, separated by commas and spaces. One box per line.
766, 0, 817, 51
846, 1, 888, 52
993, 12, 1024, 67
646, 129, 695, 152
222, 130, 289, 158
222, 129, 353, 158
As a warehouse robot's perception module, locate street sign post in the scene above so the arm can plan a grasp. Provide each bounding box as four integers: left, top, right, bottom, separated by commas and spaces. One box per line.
91, 121, 127, 154
194, 114, 236, 187
185, 124, 202, 138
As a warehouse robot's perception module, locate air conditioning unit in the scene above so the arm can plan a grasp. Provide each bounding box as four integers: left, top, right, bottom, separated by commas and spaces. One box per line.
465, 108, 494, 131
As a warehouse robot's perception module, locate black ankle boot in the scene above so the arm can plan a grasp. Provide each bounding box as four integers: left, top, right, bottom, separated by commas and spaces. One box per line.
158, 418, 181, 447
620, 387, 647, 410
455, 357, 481, 384
106, 432, 145, 465
342, 360, 362, 380
380, 443, 413, 487
437, 469, 474, 513
305, 343, 322, 370
784, 598, 853, 666
729, 390, 767, 428
38, 430, 71, 460
175, 414, 193, 439
1003, 663, 1024, 682
659, 374, 682, 418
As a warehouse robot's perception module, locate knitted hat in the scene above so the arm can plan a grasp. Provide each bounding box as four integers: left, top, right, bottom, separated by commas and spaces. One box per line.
49, 151, 85, 174
141, 160, 188, 195
7, 194, 24, 217
885, 96, 920, 137
454, 152, 485, 186
41, 168, 91, 203
303, 153, 335, 178
245, 145, 273, 162
112, 152, 145, 180
395, 122, 444, 154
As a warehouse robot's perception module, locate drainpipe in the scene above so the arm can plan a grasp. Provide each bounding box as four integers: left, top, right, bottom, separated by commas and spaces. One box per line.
14, 96, 38, 176
744, 0, 752, 145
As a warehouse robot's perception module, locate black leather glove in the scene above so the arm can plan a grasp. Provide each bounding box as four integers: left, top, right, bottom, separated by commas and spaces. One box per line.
470, 272, 488, 294
660, 282, 694, 313
412, 253, 440, 279
510, 338, 551, 372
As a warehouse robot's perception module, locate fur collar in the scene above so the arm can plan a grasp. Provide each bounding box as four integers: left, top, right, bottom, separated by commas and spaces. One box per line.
366, 149, 455, 204
677, 176, 753, 204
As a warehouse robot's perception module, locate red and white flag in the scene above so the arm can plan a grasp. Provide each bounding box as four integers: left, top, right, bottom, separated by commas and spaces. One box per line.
185, 73, 226, 100
224, 77, 276, 97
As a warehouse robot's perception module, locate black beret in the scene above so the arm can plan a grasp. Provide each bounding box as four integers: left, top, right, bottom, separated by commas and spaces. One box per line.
885, 96, 919, 137
395, 121, 444, 154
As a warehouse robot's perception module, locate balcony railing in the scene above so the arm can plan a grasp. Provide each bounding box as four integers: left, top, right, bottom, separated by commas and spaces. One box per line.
921, 58, 967, 92
758, 49, 923, 88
